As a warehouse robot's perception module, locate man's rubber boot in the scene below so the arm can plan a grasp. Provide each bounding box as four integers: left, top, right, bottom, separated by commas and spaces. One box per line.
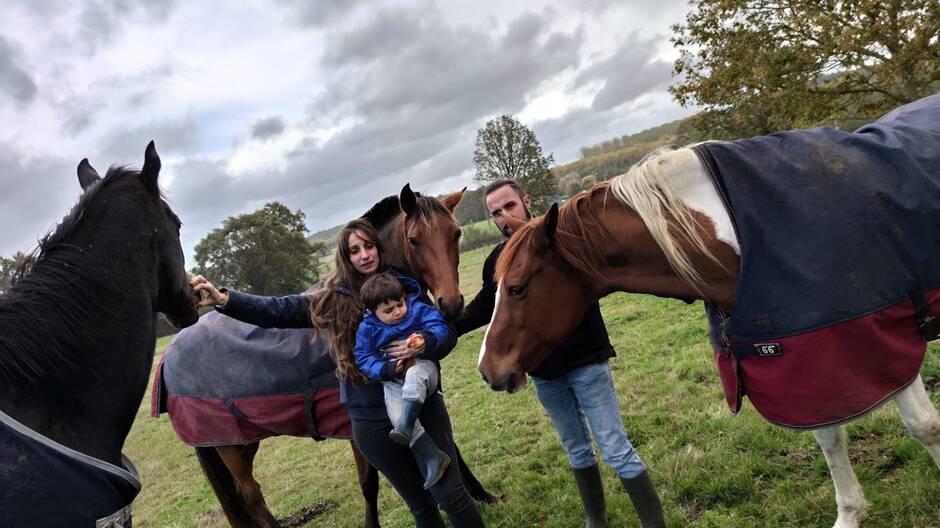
389, 399, 422, 445
572, 464, 609, 528
411, 433, 451, 489
620, 470, 667, 528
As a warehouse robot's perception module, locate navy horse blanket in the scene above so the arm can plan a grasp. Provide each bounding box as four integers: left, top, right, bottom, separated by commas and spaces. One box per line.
0, 409, 139, 527
151, 310, 351, 446
694, 94, 940, 428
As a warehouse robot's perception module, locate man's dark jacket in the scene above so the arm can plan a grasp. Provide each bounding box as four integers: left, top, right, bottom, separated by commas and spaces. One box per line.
454, 241, 614, 379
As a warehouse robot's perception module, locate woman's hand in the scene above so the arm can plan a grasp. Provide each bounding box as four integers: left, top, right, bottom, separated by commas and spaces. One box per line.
190, 275, 228, 307
395, 356, 415, 374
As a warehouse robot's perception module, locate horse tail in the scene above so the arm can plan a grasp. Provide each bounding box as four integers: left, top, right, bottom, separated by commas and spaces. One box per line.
195, 446, 257, 528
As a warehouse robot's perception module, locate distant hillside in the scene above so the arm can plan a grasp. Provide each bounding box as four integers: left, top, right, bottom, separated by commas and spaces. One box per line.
308, 224, 343, 243
553, 116, 698, 197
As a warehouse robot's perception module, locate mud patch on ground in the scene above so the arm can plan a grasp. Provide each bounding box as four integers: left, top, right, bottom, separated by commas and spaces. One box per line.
279, 501, 334, 528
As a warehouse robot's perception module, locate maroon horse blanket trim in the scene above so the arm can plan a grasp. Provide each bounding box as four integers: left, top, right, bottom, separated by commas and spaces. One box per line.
694, 95, 940, 428
151, 310, 351, 446
710, 286, 937, 428
695, 94, 940, 429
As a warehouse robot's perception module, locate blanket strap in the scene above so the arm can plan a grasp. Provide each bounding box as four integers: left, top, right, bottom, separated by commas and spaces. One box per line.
304, 378, 326, 442
910, 289, 939, 341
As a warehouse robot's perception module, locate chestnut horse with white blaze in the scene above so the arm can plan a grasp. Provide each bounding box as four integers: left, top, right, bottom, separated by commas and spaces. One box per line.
480, 95, 940, 528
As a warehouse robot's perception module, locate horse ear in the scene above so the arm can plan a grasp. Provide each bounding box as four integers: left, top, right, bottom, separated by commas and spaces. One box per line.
141, 140, 161, 194
503, 214, 527, 234
400, 183, 418, 217
440, 187, 466, 212
543, 202, 559, 243
77, 159, 100, 190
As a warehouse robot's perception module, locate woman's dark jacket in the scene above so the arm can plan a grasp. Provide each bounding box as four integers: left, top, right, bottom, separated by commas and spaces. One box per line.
216, 269, 457, 421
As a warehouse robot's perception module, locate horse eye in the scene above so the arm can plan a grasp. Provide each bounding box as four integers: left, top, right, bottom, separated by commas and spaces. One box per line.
408, 237, 420, 247
455, 230, 462, 241
508, 285, 527, 298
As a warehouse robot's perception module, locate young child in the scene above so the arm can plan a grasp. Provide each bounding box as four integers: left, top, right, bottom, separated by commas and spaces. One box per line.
354, 272, 451, 489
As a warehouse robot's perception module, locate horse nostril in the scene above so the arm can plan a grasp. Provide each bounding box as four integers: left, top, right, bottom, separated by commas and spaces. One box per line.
480, 371, 489, 384
437, 296, 445, 308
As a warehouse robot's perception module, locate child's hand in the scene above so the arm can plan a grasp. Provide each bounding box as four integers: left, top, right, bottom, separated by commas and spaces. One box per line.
405, 333, 426, 355
395, 356, 415, 374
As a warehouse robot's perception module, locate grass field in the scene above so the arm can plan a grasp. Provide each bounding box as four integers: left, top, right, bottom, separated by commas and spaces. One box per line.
127, 245, 940, 527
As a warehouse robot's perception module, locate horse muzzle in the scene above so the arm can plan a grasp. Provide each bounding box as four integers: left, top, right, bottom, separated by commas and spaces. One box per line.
479, 368, 527, 393
437, 294, 465, 321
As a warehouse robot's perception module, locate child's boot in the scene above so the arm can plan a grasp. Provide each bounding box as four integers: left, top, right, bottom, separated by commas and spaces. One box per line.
411, 433, 451, 489
389, 398, 422, 445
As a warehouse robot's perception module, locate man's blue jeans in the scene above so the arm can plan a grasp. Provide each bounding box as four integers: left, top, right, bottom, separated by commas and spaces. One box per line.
531, 361, 646, 478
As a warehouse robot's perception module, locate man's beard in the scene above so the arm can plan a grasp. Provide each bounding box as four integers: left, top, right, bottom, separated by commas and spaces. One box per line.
500, 205, 534, 237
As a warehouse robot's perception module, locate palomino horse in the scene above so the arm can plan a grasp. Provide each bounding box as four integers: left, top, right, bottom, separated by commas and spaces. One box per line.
187, 184, 495, 528
479, 96, 940, 527
0, 143, 199, 526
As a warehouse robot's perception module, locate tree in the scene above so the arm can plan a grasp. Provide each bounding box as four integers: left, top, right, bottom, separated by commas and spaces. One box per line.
472, 115, 557, 213
193, 202, 325, 296
0, 252, 27, 294
451, 186, 489, 226
671, 0, 940, 139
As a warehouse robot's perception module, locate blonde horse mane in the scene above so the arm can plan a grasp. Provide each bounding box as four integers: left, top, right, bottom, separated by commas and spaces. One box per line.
608, 146, 724, 293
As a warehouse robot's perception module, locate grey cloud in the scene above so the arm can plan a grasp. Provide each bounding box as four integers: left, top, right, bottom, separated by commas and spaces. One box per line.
0, 37, 38, 107
276, 0, 360, 28
76, 0, 179, 55
314, 6, 583, 137
94, 117, 201, 166
251, 116, 286, 140
0, 144, 79, 256
575, 33, 674, 112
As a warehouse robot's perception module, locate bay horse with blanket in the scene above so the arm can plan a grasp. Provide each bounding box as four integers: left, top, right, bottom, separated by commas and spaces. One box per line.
479, 94, 940, 528
0, 143, 199, 527
153, 185, 496, 527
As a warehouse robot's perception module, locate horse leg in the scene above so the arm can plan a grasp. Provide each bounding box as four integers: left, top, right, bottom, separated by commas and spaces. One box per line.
216, 443, 281, 528
894, 374, 940, 466
453, 443, 499, 504
350, 439, 381, 528
195, 446, 257, 528
813, 426, 867, 528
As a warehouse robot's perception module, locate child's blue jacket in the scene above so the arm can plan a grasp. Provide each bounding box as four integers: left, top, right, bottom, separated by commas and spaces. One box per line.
354, 280, 451, 382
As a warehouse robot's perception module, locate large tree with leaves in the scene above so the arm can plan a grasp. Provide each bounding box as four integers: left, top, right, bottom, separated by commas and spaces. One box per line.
473, 115, 557, 213
671, 0, 940, 139
0, 251, 27, 294
193, 202, 327, 296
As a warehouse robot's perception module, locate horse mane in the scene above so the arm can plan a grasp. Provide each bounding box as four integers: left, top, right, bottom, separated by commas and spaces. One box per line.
0, 166, 136, 383
608, 146, 722, 292
361, 195, 402, 229
360, 193, 451, 229
495, 184, 613, 282
497, 146, 722, 293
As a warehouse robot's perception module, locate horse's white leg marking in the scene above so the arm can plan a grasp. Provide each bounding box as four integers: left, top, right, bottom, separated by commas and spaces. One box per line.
669, 149, 741, 255
813, 426, 867, 528
478, 280, 502, 368
894, 374, 940, 467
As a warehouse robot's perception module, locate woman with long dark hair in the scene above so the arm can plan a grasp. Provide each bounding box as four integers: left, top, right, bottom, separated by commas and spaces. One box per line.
191, 218, 484, 527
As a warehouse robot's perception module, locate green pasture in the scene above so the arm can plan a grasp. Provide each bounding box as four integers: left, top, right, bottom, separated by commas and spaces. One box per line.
127, 245, 940, 527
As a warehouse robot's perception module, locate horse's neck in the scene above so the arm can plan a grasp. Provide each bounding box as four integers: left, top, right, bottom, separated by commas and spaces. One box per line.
592, 155, 740, 308
0, 224, 157, 464
379, 216, 412, 275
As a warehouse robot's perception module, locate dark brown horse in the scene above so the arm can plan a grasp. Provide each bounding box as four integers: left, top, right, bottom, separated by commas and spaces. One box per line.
189, 184, 495, 528
478, 138, 940, 527
0, 143, 199, 526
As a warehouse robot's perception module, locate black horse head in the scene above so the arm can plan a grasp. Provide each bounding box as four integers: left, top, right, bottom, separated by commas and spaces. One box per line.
0, 141, 198, 465
77, 142, 198, 329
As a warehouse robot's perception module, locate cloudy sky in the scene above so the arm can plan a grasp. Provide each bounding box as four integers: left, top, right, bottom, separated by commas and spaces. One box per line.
0, 0, 696, 263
